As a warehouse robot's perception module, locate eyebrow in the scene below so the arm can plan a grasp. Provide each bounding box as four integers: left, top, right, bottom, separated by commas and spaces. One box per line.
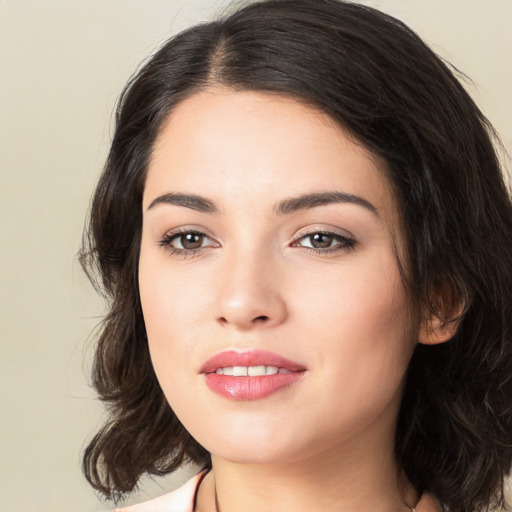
147, 191, 379, 217
274, 191, 379, 217
147, 192, 218, 213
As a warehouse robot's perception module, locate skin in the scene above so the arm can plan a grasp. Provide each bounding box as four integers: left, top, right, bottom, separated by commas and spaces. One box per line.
139, 88, 440, 511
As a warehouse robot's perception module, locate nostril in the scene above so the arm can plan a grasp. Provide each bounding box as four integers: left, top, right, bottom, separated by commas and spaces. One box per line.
254, 315, 269, 322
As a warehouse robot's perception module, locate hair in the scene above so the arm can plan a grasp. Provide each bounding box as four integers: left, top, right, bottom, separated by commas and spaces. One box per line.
79, 1, 512, 510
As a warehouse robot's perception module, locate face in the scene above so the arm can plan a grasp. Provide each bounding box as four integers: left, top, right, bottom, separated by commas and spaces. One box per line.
139, 89, 419, 465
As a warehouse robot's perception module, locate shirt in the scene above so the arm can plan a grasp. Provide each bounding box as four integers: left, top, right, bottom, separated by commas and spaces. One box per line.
113, 469, 442, 512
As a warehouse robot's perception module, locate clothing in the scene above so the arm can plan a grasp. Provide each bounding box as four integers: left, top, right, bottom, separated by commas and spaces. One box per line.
112, 470, 208, 512
113, 469, 442, 512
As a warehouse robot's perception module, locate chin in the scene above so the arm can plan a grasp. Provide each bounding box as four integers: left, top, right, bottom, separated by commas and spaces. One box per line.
211, 444, 299, 466
197, 427, 316, 466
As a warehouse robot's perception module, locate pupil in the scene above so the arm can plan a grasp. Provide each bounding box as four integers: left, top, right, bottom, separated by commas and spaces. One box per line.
182, 233, 203, 249
311, 233, 332, 248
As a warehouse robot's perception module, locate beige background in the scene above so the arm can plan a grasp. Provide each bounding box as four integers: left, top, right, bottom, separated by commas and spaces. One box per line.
1, 1, 510, 511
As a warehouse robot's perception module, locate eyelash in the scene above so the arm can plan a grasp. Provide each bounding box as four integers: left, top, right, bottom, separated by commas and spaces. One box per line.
158, 228, 357, 259
292, 230, 357, 254
158, 229, 216, 259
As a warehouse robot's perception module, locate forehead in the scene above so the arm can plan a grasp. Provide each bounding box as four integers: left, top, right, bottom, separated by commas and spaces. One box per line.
145, 88, 398, 223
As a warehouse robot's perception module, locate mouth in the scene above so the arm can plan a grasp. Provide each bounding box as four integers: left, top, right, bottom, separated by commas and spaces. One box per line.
200, 350, 307, 400
199, 349, 307, 374
211, 365, 294, 376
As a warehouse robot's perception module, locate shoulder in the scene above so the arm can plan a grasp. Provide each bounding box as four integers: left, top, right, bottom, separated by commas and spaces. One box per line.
110, 470, 208, 512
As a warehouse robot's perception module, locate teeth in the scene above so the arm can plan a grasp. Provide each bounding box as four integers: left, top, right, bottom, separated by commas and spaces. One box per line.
214, 365, 292, 376
233, 366, 247, 376
248, 365, 269, 376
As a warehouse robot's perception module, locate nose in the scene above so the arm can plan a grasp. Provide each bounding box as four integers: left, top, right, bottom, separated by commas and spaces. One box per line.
214, 248, 288, 330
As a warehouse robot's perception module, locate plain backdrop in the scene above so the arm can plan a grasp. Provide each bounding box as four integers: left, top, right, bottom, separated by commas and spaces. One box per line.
1, 1, 510, 511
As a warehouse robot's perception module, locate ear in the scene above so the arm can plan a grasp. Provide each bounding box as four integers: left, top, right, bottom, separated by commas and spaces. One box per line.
418, 281, 465, 345
418, 314, 460, 345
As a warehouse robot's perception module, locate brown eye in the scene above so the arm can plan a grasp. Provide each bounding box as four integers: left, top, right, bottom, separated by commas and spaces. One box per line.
178, 232, 204, 250
295, 231, 357, 253
159, 230, 216, 254
309, 233, 334, 249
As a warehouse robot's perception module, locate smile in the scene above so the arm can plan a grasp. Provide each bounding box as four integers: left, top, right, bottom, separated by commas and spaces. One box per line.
200, 350, 307, 400
213, 366, 293, 376
200, 349, 306, 373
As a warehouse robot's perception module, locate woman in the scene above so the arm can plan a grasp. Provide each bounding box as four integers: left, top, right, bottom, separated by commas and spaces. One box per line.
80, 1, 512, 511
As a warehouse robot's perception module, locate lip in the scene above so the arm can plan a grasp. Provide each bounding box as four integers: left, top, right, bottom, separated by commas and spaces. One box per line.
199, 349, 307, 374
200, 350, 307, 401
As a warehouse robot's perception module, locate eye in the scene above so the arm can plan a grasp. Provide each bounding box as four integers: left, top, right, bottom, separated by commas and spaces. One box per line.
158, 229, 217, 257
294, 231, 357, 254
170, 232, 209, 250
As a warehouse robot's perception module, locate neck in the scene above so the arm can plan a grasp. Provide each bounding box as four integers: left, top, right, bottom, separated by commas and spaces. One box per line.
195, 425, 418, 512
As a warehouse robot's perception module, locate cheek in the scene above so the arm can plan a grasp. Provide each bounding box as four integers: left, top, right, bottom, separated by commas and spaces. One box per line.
294, 251, 413, 338
139, 249, 186, 373
296, 255, 416, 399
139, 241, 205, 340
139, 271, 198, 419
138, 248, 219, 412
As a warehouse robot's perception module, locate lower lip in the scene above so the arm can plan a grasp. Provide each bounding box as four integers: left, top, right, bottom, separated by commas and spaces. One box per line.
204, 372, 306, 400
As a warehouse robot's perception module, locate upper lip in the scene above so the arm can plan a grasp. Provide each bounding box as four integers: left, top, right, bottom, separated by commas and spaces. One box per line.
199, 350, 307, 374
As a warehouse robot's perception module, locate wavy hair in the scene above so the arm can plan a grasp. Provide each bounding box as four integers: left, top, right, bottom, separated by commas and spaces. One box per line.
79, 1, 512, 510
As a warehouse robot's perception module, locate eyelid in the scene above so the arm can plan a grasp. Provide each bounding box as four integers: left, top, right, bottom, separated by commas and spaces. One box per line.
294, 225, 355, 240
159, 226, 218, 242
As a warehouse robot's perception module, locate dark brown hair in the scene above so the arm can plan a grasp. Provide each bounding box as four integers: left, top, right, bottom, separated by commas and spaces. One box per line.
80, 1, 512, 510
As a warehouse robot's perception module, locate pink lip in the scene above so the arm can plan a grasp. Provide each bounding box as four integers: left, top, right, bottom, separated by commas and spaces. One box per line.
199, 350, 306, 374
200, 350, 307, 401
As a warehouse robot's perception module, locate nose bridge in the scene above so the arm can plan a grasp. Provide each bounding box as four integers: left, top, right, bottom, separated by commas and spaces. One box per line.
215, 236, 287, 329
